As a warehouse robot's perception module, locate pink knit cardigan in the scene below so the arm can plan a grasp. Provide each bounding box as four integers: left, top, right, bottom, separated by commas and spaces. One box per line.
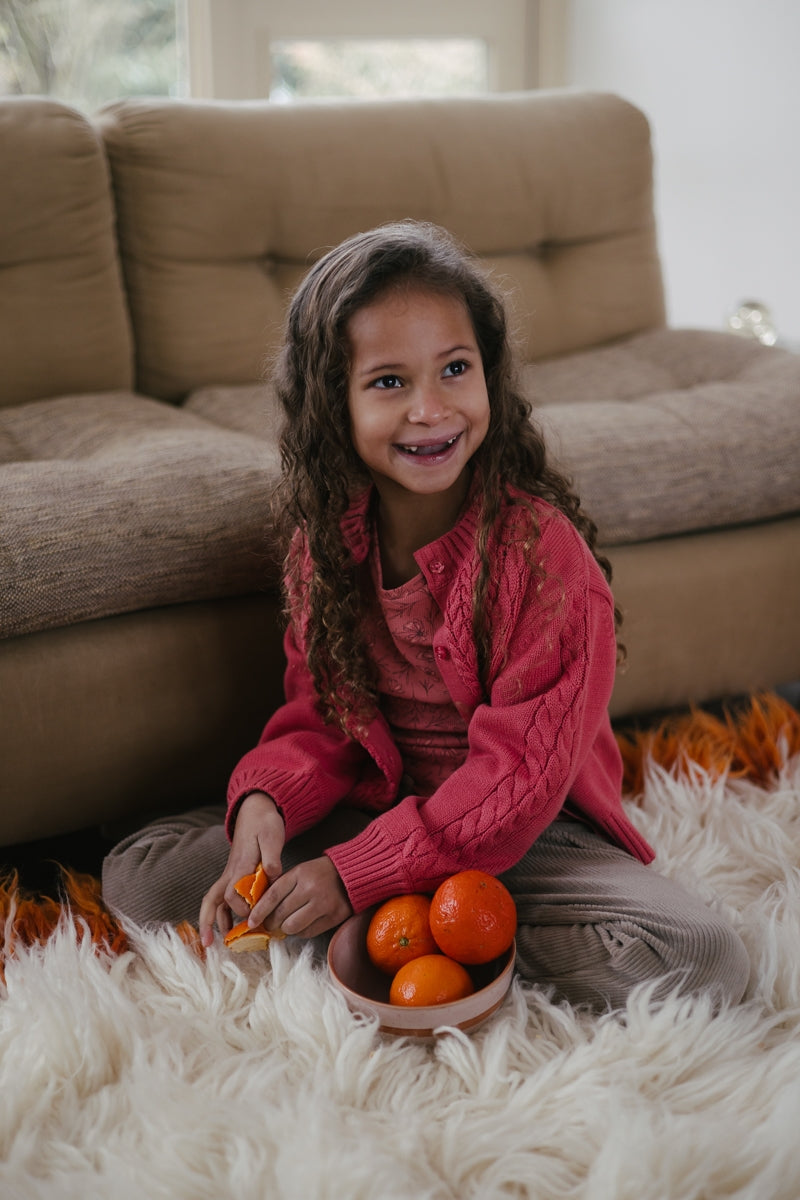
226, 486, 654, 912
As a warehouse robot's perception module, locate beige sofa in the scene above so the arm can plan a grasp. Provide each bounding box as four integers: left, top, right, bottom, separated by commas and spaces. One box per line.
2, 90, 799, 847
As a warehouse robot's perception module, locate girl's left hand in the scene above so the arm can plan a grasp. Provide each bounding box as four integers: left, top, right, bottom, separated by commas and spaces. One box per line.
249, 855, 353, 939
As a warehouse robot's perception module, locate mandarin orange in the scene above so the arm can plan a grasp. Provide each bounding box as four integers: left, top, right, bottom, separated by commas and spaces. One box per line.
223, 919, 285, 952
366, 893, 439, 975
389, 954, 475, 1006
429, 870, 517, 965
225, 864, 280, 953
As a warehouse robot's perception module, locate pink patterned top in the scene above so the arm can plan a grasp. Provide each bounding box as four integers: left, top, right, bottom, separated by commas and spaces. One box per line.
365, 540, 468, 796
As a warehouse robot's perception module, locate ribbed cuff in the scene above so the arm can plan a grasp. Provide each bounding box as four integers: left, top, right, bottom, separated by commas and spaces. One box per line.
326, 820, 412, 912
226, 765, 329, 841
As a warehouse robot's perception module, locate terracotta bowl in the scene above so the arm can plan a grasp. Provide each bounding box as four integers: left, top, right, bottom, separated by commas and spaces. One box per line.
327, 909, 516, 1039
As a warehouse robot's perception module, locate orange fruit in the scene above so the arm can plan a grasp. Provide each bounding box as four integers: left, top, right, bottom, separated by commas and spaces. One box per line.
429, 870, 517, 965
233, 863, 269, 907
225, 864, 283, 952
223, 919, 285, 952
389, 954, 474, 1007
366, 894, 439, 975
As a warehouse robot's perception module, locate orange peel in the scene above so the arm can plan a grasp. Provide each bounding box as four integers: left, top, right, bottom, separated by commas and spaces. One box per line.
233, 863, 269, 907
224, 864, 285, 952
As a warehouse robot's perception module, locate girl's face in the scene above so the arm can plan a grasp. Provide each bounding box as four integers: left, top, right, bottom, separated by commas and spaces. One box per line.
346, 287, 490, 508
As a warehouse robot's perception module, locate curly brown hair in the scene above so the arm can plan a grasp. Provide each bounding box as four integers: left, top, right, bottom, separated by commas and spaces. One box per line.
271, 221, 618, 730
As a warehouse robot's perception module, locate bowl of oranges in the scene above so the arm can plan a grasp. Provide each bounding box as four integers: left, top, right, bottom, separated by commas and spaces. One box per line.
327, 870, 517, 1038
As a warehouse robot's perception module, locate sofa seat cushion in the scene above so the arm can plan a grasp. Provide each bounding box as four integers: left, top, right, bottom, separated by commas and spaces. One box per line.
187, 327, 800, 550
1, 393, 281, 639
527, 329, 800, 544
184, 385, 284, 442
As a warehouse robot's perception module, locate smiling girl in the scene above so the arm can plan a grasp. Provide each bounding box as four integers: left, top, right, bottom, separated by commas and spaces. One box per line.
103, 221, 749, 1010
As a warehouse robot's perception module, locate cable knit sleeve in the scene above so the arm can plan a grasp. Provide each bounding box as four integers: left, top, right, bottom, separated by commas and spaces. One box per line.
327, 519, 632, 911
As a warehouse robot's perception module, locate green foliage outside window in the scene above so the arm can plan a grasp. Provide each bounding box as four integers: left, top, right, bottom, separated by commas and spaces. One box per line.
271, 39, 488, 102
0, 0, 183, 113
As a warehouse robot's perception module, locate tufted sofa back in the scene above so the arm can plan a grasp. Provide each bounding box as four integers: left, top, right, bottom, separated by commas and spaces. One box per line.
0, 98, 133, 409
97, 90, 666, 402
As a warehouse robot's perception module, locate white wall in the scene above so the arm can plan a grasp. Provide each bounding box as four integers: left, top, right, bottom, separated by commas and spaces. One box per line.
562, 0, 800, 343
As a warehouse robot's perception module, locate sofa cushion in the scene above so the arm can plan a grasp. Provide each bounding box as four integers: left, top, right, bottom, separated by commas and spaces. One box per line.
529, 329, 800, 544
185, 384, 284, 442
98, 91, 664, 401
0, 99, 133, 409
186, 328, 800, 548
0, 393, 281, 639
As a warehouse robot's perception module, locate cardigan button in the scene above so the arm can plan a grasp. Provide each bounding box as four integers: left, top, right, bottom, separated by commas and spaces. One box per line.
429, 560, 445, 573
435, 646, 449, 661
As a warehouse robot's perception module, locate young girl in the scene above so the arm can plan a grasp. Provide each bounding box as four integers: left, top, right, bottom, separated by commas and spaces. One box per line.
103, 221, 749, 1011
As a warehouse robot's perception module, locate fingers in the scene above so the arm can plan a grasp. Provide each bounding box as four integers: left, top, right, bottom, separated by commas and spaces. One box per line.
249, 857, 353, 939
198, 861, 255, 946
222, 878, 255, 917
255, 839, 283, 891
256, 881, 316, 938
199, 878, 229, 947
197, 792, 286, 946
236, 793, 285, 870
200, 853, 352, 947
247, 874, 292, 931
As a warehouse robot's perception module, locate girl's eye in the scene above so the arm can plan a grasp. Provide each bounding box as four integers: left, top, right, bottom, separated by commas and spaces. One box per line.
443, 359, 469, 378
372, 374, 402, 390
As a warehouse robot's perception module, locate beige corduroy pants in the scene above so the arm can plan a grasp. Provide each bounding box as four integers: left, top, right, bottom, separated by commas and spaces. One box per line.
102, 806, 750, 1012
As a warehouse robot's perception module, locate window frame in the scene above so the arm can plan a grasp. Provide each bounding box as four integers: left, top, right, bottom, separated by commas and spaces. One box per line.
184, 0, 567, 99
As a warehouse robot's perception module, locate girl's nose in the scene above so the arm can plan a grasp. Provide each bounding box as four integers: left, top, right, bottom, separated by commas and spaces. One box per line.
408, 383, 448, 424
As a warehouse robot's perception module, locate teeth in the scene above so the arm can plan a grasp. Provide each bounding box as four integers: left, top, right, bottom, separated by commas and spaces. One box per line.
402, 435, 458, 455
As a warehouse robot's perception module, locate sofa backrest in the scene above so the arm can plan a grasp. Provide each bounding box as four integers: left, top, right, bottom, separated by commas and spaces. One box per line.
98, 90, 665, 403
0, 98, 133, 409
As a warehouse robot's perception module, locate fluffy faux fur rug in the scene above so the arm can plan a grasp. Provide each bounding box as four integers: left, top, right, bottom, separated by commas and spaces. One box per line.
2, 695, 800, 1200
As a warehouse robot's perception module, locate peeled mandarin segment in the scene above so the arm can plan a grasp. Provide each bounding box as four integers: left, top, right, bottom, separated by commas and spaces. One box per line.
223, 918, 286, 952
225, 928, 271, 953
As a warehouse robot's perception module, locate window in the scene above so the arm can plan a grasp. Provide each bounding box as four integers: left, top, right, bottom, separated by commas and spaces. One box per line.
186, 0, 549, 100
0, 1, 567, 109
0, 0, 187, 113
270, 38, 488, 102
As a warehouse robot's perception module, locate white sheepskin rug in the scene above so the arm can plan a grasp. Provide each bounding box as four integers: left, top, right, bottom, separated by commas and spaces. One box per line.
2, 701, 800, 1199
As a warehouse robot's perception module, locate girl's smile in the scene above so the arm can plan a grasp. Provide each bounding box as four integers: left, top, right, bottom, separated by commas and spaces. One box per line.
346, 288, 490, 512
394, 431, 462, 460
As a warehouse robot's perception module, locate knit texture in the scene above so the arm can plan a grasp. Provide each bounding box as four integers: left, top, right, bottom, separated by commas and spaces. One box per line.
226, 488, 653, 913
365, 538, 468, 796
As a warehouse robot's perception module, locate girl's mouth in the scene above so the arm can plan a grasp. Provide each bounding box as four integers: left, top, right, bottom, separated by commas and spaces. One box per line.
395, 433, 462, 458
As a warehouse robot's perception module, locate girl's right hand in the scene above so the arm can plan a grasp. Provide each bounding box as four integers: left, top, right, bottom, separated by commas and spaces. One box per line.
198, 791, 285, 947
